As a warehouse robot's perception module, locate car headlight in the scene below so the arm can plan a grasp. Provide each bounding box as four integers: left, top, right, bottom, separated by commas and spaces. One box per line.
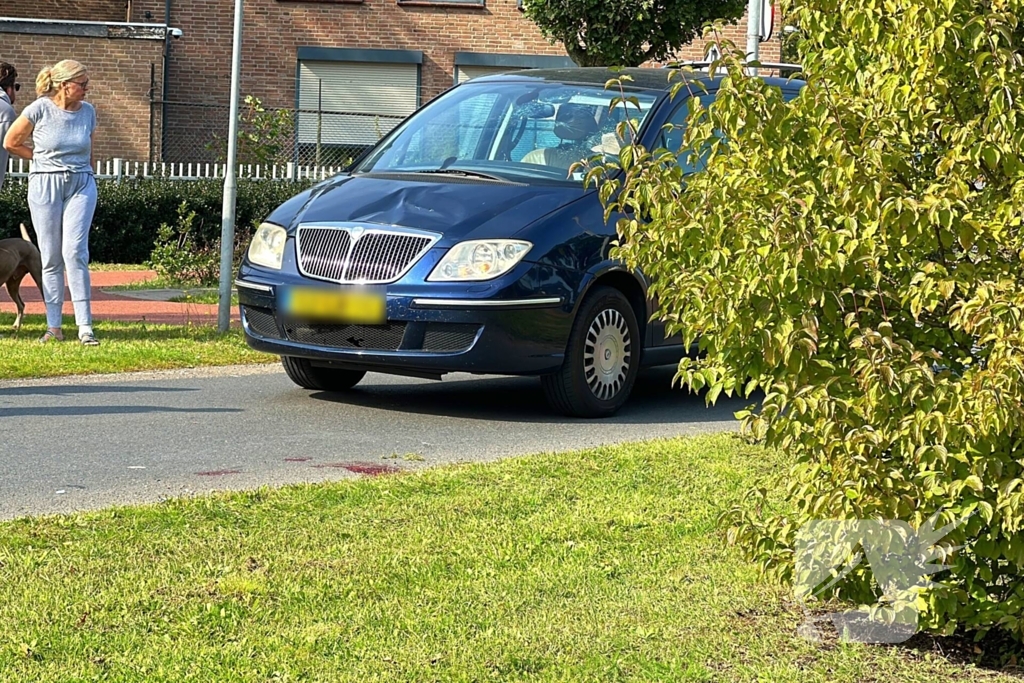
428, 240, 533, 282
247, 222, 288, 270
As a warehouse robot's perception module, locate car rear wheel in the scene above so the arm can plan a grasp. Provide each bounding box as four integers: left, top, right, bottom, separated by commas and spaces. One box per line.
541, 286, 640, 418
281, 356, 366, 391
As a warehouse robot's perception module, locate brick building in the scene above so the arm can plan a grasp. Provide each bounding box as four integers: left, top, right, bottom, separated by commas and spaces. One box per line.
0, 0, 782, 164
0, 1, 170, 161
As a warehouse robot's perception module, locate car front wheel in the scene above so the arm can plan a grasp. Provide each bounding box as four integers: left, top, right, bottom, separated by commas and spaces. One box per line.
281, 356, 366, 392
541, 286, 640, 418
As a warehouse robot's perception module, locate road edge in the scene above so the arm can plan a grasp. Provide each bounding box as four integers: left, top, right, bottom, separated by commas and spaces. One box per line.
0, 363, 283, 389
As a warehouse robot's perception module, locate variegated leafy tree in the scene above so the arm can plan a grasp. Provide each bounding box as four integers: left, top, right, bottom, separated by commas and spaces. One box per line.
588, 2, 1024, 641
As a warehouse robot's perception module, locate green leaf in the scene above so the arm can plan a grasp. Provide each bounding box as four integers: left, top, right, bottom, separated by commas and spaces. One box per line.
583, 3, 1024, 644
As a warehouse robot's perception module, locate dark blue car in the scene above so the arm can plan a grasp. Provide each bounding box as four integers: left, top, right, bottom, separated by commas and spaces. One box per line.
236, 67, 803, 417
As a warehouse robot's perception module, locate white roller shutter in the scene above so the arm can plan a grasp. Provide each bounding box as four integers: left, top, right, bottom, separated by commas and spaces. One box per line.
456, 65, 520, 84
298, 61, 419, 147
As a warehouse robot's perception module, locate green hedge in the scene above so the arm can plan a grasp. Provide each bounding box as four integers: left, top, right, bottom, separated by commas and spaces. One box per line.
0, 178, 315, 264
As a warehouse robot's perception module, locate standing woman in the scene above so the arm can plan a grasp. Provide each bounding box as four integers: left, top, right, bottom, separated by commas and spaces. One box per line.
2, 60, 100, 345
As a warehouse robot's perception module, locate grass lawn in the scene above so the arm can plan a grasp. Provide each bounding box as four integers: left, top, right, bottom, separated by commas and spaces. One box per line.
0, 314, 274, 380
88, 264, 157, 273
0, 435, 1016, 682
98, 278, 238, 305
167, 291, 239, 306
100, 280, 174, 291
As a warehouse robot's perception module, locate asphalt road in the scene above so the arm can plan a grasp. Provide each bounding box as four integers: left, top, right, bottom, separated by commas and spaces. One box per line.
0, 364, 748, 520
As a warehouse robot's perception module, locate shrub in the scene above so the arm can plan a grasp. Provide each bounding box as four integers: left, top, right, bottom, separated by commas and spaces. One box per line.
588, 5, 1024, 644
0, 178, 314, 263
147, 203, 222, 287
206, 95, 294, 166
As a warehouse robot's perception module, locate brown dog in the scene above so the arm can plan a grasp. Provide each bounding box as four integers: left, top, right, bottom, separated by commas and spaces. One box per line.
0, 224, 45, 332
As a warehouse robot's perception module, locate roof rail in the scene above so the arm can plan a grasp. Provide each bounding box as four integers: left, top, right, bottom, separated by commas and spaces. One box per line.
666, 60, 803, 71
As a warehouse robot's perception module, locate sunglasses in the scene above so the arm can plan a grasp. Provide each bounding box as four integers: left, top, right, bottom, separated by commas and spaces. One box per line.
2, 83, 17, 92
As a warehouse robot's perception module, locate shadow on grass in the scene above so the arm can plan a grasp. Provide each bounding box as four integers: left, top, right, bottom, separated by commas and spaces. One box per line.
898, 630, 1024, 677
0, 315, 240, 343
0, 314, 265, 381
799, 607, 1024, 677
92, 323, 241, 343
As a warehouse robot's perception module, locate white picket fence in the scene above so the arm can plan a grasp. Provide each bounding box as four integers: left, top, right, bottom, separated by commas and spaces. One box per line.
4, 157, 347, 183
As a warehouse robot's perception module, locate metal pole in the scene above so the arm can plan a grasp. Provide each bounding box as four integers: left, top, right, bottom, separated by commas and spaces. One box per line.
161, 0, 172, 164
218, 0, 244, 332
148, 62, 155, 165
746, 0, 764, 77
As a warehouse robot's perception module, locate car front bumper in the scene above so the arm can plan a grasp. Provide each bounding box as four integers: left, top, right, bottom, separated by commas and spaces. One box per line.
235, 270, 574, 377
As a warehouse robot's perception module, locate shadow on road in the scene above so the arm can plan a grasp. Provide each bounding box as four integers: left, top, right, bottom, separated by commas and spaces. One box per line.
0, 385, 199, 397
308, 367, 761, 425
0, 405, 241, 418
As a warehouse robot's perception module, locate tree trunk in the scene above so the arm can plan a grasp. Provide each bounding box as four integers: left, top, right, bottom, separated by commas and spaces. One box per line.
563, 43, 600, 67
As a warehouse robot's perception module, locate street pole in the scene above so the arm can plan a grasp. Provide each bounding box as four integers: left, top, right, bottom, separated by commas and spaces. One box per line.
218, 0, 244, 333
746, 0, 763, 77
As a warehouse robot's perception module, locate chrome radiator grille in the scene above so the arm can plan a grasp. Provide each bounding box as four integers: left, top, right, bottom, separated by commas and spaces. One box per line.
296, 224, 438, 284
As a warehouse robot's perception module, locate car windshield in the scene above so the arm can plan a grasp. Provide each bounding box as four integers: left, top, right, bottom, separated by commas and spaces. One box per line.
356, 79, 660, 184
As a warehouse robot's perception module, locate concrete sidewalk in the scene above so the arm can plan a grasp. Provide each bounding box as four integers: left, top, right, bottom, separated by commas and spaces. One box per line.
9, 270, 240, 326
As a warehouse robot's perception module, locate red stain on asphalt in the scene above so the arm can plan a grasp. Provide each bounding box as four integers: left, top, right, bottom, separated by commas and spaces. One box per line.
347, 463, 402, 476
284, 457, 313, 462
196, 469, 242, 477
310, 461, 401, 476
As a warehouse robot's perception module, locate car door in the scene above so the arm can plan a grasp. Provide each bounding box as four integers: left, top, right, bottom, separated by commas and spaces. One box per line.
645, 85, 803, 348
646, 89, 718, 348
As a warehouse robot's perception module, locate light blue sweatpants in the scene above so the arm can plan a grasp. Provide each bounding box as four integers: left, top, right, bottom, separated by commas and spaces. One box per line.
28, 172, 98, 333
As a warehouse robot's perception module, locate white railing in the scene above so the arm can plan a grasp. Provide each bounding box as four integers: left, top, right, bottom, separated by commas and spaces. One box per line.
4, 157, 347, 183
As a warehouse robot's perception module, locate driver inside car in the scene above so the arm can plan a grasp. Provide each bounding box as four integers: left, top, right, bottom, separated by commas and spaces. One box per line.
521, 103, 599, 170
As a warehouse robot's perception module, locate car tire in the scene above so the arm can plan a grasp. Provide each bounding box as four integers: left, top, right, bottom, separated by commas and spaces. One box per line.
541, 286, 640, 418
281, 356, 366, 392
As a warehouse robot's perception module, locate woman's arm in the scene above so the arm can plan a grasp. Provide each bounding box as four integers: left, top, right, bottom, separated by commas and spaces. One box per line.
2, 116, 34, 160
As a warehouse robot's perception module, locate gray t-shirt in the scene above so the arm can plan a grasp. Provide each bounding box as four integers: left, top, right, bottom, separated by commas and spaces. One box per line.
0, 90, 15, 189
23, 97, 96, 174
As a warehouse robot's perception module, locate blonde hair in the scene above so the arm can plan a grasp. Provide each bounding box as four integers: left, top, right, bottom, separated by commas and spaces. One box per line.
35, 60, 87, 97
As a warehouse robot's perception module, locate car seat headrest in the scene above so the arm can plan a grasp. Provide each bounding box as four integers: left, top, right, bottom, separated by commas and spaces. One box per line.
553, 103, 598, 142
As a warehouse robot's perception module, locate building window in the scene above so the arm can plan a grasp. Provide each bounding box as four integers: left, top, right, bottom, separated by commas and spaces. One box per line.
398, 0, 485, 6
296, 48, 422, 164
453, 52, 576, 86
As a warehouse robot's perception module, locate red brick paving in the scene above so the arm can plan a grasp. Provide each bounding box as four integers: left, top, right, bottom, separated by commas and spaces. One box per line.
6, 270, 241, 327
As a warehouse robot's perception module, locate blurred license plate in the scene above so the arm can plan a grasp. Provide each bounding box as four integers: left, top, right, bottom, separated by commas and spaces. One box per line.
281, 286, 385, 324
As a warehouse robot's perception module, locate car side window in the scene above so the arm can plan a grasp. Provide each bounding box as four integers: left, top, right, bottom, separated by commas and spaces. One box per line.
657, 87, 801, 172
657, 92, 717, 173
658, 93, 715, 153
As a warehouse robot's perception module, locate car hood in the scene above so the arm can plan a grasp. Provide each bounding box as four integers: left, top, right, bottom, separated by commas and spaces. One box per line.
290, 174, 586, 245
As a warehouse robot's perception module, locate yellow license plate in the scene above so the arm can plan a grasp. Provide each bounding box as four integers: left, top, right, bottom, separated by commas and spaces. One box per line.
281, 286, 386, 324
